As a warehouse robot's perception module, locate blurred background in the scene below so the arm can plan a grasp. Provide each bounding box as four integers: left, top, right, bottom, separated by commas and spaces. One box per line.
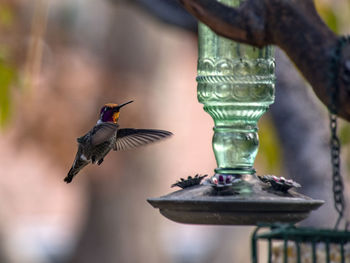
0, 0, 349, 262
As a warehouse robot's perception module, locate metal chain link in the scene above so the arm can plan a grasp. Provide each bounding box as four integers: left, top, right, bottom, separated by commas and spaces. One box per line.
329, 113, 344, 229
328, 36, 350, 229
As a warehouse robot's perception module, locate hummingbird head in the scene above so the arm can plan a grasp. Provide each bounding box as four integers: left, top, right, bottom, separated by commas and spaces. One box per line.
99, 100, 133, 124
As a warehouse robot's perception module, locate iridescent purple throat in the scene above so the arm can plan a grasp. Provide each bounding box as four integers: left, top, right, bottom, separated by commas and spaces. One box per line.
101, 110, 114, 122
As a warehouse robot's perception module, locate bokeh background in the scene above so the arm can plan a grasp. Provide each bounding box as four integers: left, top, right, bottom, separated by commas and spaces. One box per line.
0, 0, 350, 262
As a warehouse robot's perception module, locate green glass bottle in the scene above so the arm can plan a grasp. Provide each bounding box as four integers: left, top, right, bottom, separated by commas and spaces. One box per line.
197, 0, 275, 176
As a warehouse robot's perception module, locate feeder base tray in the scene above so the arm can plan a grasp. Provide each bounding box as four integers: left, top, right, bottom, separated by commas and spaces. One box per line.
148, 179, 324, 225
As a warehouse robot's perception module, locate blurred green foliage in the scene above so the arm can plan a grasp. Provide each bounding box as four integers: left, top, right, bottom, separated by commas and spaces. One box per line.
340, 123, 350, 145
0, 61, 16, 127
257, 114, 282, 175
0, 3, 16, 128
316, 0, 350, 35
0, 4, 14, 28
339, 122, 350, 177
315, 2, 339, 33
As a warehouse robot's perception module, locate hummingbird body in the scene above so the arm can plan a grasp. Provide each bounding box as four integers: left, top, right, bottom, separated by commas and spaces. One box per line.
65, 101, 172, 183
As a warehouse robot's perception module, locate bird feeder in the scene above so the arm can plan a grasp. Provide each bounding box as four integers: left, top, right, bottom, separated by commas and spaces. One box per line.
148, 0, 323, 225
251, 224, 350, 263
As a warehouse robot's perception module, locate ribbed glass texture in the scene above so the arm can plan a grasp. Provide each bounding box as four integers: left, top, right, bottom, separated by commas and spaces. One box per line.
196, 0, 275, 175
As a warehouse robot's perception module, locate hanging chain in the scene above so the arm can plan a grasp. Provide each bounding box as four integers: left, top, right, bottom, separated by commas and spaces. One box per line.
328, 36, 350, 230
329, 113, 344, 229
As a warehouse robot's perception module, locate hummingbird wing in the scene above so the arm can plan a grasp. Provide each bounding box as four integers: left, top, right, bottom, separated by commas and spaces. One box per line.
90, 122, 119, 146
113, 129, 172, 151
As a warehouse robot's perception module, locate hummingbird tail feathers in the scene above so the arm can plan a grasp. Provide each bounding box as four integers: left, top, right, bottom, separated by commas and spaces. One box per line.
64, 167, 78, 183
64, 158, 89, 183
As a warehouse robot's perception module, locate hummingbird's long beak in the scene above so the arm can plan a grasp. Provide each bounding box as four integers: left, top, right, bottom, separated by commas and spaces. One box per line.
117, 100, 133, 110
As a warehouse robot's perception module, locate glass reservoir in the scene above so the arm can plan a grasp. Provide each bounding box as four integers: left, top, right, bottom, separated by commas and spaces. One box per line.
197, 0, 275, 175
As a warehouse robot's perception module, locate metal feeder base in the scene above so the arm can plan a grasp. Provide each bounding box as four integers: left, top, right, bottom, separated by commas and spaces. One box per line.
147, 176, 324, 225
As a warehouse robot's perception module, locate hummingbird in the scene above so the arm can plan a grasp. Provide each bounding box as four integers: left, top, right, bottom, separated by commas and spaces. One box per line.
64, 100, 172, 183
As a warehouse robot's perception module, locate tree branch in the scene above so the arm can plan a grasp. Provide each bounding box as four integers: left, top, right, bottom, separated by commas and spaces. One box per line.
179, 0, 350, 121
